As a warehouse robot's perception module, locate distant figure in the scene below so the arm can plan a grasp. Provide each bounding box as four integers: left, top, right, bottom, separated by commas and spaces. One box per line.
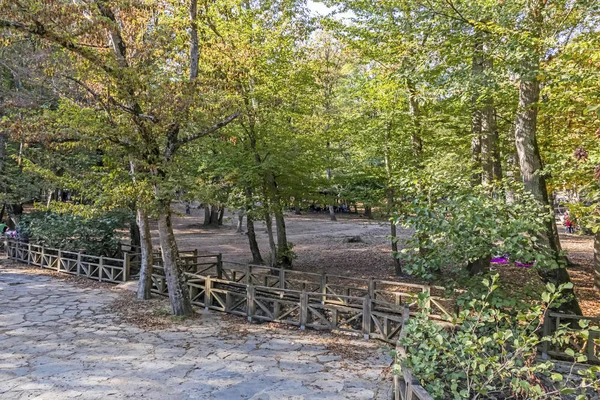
0, 223, 7, 235
564, 213, 574, 234
185, 204, 191, 215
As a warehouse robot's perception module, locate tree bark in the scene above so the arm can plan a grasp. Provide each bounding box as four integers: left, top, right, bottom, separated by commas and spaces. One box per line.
209, 204, 219, 226
203, 205, 211, 226
471, 35, 483, 184
236, 211, 244, 233
364, 206, 373, 219
7, 203, 22, 228
407, 80, 423, 156
136, 208, 154, 300
156, 202, 193, 316
266, 173, 291, 268
384, 121, 402, 275
189, 0, 199, 80
244, 187, 263, 264
481, 104, 495, 184
265, 212, 277, 268
246, 214, 263, 264
595, 231, 600, 293
514, 14, 580, 314
274, 206, 291, 268
129, 218, 141, 250
217, 206, 225, 226
328, 205, 336, 221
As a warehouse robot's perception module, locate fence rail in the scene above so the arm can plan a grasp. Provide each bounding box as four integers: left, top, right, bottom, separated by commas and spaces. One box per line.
542, 312, 600, 364
4, 240, 131, 283
393, 307, 434, 400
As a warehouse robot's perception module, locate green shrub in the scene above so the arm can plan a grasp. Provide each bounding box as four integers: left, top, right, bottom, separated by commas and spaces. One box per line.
395, 178, 560, 280
18, 210, 131, 256
397, 275, 600, 399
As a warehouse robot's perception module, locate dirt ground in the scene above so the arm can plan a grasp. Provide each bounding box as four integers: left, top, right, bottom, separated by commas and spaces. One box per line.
153, 203, 599, 317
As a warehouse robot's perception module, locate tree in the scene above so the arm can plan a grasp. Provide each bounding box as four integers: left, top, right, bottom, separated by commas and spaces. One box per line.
0, 0, 240, 315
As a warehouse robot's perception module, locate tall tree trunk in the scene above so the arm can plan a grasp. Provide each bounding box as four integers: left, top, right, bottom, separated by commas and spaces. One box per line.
136, 208, 154, 300
384, 122, 402, 275
203, 205, 211, 226
0, 203, 5, 223
266, 173, 291, 268
274, 207, 291, 268
594, 231, 600, 293
407, 80, 423, 156
364, 206, 373, 219
156, 202, 193, 316
328, 205, 336, 221
209, 205, 219, 226
480, 45, 500, 184
236, 210, 244, 233
326, 161, 337, 221
514, 20, 580, 314
129, 219, 141, 250
247, 214, 263, 264
189, 0, 199, 80
481, 104, 495, 185
7, 203, 22, 228
471, 34, 483, 184
244, 187, 263, 264
217, 206, 225, 226
265, 212, 277, 269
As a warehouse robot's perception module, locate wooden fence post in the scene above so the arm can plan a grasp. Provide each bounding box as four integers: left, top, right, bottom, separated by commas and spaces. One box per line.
77, 252, 82, 276
123, 253, 131, 282
27, 242, 31, 264
204, 276, 212, 311
300, 291, 308, 330
368, 277, 375, 300
423, 286, 431, 311
40, 246, 45, 268
99, 256, 103, 282
216, 253, 223, 279
320, 273, 327, 305
542, 311, 551, 358
57, 249, 62, 271
362, 295, 371, 340
245, 264, 250, 285
247, 284, 255, 322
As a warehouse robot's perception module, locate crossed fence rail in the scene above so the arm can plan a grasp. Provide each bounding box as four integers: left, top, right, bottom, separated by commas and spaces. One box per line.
4, 239, 131, 283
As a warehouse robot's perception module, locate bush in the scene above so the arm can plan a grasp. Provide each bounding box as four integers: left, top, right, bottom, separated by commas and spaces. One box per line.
18, 210, 131, 256
397, 275, 600, 399
395, 178, 560, 280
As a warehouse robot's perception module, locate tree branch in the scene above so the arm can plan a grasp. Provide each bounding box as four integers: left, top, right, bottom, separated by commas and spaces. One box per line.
177, 112, 240, 147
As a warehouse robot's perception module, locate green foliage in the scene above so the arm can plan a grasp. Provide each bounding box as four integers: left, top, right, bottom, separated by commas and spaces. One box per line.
18, 210, 131, 256
395, 173, 560, 279
398, 275, 600, 399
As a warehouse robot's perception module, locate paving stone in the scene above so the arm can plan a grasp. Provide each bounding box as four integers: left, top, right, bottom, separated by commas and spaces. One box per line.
0, 265, 392, 399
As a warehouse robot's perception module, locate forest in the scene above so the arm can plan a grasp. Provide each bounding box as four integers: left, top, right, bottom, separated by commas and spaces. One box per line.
1, 0, 600, 398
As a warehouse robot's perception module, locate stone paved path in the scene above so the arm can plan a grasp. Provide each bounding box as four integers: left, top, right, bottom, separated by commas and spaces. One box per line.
0, 266, 392, 399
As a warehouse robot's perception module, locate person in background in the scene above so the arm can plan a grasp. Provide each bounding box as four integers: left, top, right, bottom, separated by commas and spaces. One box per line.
564, 213, 573, 234
0, 223, 7, 235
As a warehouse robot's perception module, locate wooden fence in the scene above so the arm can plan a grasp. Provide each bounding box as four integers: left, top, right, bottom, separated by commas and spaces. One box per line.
150, 266, 418, 342
4, 240, 131, 283
542, 312, 600, 364
149, 259, 454, 343
393, 307, 434, 400
2, 239, 448, 343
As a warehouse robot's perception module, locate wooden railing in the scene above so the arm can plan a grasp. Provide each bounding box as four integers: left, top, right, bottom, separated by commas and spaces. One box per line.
4, 239, 131, 283
3, 238, 453, 343
542, 312, 600, 364
393, 307, 434, 400
151, 266, 408, 342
